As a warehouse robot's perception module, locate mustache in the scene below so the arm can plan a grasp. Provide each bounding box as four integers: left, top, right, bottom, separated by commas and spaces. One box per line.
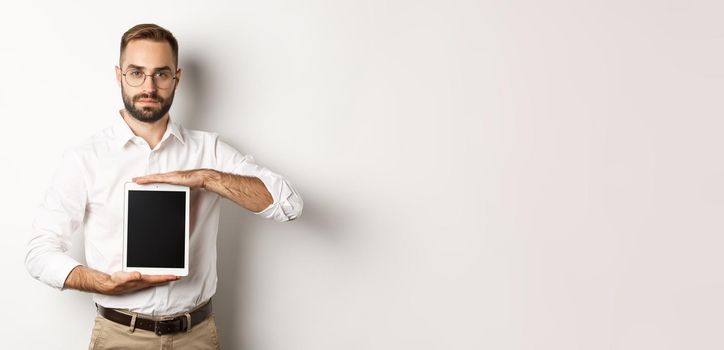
133, 93, 164, 103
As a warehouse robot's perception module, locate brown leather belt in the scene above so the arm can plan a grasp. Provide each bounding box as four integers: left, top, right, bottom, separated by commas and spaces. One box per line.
96, 300, 213, 336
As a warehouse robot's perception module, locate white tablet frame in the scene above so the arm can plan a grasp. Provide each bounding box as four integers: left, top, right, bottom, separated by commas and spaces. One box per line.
123, 182, 190, 276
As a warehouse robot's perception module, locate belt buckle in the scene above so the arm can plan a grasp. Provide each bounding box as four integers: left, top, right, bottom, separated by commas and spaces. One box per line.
154, 317, 186, 336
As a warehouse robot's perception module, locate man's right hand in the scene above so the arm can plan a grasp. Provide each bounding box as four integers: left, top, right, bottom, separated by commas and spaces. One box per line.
100, 271, 180, 295
63, 266, 179, 295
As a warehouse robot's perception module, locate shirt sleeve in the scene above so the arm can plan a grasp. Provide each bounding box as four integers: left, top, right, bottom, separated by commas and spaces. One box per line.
214, 137, 303, 222
25, 150, 87, 290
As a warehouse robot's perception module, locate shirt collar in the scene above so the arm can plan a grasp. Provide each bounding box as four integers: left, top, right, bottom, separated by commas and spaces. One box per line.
112, 110, 185, 149
165, 117, 185, 145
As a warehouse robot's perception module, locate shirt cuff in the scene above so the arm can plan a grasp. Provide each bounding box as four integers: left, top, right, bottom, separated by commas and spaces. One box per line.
253, 172, 302, 222
28, 253, 83, 291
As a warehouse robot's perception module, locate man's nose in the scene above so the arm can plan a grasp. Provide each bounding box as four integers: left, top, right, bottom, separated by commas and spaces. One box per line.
141, 75, 158, 93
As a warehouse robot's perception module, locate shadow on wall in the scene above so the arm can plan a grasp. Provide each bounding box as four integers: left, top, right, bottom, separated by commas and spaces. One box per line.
175, 53, 210, 130
181, 50, 347, 349
215, 203, 255, 350
214, 189, 346, 349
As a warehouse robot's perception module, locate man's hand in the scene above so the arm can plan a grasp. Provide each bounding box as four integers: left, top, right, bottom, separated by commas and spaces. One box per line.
133, 169, 212, 189
64, 266, 179, 295
100, 271, 180, 295
134, 169, 273, 213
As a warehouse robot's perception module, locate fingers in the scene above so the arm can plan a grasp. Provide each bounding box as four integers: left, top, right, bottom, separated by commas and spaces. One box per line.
133, 172, 182, 185
133, 170, 202, 188
140, 274, 180, 283
111, 271, 142, 282
104, 272, 180, 295
129, 275, 178, 291
133, 174, 165, 184
113, 272, 179, 285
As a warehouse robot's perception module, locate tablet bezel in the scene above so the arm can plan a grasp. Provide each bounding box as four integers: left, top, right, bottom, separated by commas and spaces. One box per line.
123, 182, 190, 276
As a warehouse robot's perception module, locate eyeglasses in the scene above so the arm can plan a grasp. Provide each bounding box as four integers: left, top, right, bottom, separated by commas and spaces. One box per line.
122, 69, 177, 89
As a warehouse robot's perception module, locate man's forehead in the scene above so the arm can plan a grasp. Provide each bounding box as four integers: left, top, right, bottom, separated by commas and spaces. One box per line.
121, 39, 176, 69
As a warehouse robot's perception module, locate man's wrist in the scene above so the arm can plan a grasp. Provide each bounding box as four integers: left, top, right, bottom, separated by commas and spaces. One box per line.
66, 265, 113, 294
200, 169, 221, 190
95, 271, 113, 294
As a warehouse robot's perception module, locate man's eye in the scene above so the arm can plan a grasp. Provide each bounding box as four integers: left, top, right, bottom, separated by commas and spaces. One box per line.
155, 72, 172, 79
129, 70, 143, 78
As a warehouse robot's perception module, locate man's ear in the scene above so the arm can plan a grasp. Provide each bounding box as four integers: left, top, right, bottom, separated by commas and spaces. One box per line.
115, 66, 122, 88
175, 68, 182, 87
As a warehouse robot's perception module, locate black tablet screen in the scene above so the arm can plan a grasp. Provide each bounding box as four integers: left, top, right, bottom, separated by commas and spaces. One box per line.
127, 190, 186, 268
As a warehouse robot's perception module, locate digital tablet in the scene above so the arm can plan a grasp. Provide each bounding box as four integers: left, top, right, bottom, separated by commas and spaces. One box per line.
123, 182, 190, 276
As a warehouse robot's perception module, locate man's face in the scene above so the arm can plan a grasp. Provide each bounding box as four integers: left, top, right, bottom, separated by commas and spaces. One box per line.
116, 40, 181, 123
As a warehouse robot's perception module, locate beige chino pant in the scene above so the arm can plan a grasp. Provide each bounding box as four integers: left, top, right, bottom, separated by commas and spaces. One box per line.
88, 312, 221, 350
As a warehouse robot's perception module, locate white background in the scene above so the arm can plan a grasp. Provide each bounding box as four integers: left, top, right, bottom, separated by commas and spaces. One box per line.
1, 0, 723, 349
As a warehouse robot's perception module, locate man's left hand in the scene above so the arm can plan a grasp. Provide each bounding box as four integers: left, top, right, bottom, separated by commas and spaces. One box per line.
133, 169, 213, 189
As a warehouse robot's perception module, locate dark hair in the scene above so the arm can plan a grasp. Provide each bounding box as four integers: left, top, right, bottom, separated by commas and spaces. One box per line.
120, 23, 178, 67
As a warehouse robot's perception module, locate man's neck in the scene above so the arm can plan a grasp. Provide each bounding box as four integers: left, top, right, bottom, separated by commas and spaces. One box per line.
120, 110, 169, 149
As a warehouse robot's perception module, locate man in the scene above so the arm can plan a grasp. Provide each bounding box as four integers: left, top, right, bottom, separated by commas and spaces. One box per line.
25, 23, 303, 349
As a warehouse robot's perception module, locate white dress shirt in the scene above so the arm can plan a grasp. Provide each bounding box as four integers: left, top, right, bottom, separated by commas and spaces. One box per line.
25, 112, 303, 315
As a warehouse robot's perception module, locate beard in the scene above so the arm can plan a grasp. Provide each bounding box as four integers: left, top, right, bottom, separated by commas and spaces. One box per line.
122, 86, 175, 123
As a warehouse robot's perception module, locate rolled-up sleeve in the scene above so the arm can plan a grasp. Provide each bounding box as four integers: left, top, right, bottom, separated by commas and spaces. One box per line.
214, 137, 303, 222
25, 151, 87, 290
